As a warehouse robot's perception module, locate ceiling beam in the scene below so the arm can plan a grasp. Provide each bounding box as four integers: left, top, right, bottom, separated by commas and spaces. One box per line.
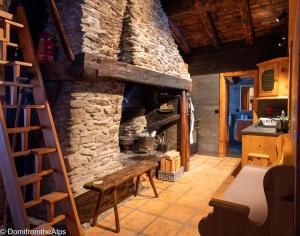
239, 0, 254, 44
199, 11, 220, 49
168, 19, 191, 54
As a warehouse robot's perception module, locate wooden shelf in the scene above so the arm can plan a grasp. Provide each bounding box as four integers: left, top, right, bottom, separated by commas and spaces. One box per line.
255, 96, 288, 100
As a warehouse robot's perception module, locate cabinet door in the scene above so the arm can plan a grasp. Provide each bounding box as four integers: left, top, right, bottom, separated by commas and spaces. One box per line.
242, 135, 282, 166
259, 63, 279, 97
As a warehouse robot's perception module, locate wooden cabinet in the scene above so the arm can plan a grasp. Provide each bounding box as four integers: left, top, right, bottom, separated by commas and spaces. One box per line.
257, 57, 289, 97
242, 134, 288, 167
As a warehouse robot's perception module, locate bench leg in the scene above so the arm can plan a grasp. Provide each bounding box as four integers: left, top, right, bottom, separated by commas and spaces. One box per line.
91, 192, 104, 227
135, 175, 141, 197
146, 170, 159, 198
113, 189, 120, 233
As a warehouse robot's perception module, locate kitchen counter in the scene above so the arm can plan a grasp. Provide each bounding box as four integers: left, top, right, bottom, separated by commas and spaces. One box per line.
242, 125, 284, 137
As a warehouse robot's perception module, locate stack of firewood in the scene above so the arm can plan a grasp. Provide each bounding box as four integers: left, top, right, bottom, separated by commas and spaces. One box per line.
160, 150, 181, 172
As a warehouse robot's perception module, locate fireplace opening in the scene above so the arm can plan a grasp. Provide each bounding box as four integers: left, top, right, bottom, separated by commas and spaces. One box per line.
119, 83, 181, 158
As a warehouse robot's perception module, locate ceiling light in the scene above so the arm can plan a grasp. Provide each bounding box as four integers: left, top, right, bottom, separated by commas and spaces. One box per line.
276, 11, 288, 23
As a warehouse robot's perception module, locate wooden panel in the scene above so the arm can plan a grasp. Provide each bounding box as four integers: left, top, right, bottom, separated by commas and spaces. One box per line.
288, 0, 300, 234
257, 57, 289, 97
278, 58, 289, 97
242, 134, 283, 167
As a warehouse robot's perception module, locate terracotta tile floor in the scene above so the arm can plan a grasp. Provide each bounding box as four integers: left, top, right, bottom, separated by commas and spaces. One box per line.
85, 154, 240, 236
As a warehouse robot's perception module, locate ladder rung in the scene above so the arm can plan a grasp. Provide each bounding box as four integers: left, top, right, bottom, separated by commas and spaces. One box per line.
0, 60, 32, 67
0, 81, 34, 88
18, 174, 41, 187
50, 214, 66, 225
25, 194, 68, 210
33, 215, 66, 230
24, 198, 42, 209
2, 104, 46, 109
0, 39, 19, 48
19, 169, 53, 187
13, 147, 57, 157
40, 169, 54, 177
14, 61, 32, 67
7, 42, 19, 48
5, 19, 24, 28
7, 126, 42, 134
0, 10, 13, 20
32, 223, 54, 235
42, 192, 68, 204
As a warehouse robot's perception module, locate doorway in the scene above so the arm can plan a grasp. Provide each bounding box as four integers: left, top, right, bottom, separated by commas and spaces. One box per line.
219, 70, 259, 157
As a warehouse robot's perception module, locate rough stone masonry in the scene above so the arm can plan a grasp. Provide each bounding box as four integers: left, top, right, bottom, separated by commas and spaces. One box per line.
49, 0, 190, 208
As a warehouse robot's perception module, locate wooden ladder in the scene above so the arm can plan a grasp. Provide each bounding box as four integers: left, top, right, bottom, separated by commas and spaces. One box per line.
0, 6, 83, 235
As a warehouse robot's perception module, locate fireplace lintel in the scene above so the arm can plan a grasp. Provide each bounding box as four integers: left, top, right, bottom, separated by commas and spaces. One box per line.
44, 53, 192, 91
78, 53, 192, 91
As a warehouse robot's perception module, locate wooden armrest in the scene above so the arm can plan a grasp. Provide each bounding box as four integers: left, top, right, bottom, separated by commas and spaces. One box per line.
209, 198, 250, 215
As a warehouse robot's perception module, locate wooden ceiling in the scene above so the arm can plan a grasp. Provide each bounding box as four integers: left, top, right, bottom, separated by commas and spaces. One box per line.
162, 0, 288, 53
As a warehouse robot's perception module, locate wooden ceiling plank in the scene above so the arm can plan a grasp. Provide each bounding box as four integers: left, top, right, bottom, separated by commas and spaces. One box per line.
199, 11, 221, 49
168, 19, 191, 54
239, 0, 254, 44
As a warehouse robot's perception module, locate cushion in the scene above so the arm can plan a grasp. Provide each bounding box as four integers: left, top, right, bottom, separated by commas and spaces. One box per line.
221, 165, 269, 223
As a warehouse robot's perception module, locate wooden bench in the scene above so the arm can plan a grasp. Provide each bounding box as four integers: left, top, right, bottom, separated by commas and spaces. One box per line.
199, 139, 295, 236
84, 160, 159, 232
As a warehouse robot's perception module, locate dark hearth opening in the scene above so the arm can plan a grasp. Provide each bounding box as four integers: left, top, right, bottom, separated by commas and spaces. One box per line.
119, 83, 181, 154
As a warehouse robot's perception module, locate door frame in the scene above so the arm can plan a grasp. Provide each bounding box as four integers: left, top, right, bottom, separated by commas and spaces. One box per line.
219, 70, 259, 157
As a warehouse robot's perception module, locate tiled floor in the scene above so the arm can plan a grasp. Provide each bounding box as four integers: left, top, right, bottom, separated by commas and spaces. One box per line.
85, 154, 240, 236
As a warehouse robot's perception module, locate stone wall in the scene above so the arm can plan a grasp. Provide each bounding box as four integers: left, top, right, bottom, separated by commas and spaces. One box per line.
120, 0, 190, 79
191, 74, 220, 155
119, 114, 147, 137
48, 0, 127, 59
49, 0, 190, 79
53, 79, 125, 196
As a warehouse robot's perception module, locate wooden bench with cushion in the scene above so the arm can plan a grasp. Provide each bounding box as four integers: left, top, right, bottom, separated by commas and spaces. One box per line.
199, 138, 295, 236
84, 160, 159, 233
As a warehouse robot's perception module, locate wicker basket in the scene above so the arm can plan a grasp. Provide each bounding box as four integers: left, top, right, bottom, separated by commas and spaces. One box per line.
157, 167, 184, 182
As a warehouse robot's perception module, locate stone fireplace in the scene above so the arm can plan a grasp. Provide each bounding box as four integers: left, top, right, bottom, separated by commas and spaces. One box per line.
44, 0, 190, 223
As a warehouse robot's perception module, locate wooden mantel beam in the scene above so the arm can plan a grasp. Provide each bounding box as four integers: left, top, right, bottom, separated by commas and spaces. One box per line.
168, 19, 191, 54
239, 0, 254, 44
75, 53, 192, 91
199, 11, 220, 49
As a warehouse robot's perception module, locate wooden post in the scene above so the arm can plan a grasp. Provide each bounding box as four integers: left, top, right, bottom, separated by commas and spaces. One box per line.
180, 90, 189, 171
186, 95, 190, 171
49, 0, 75, 61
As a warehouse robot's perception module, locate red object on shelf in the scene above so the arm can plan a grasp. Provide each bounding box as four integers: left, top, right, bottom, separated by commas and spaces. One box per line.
37, 32, 56, 63
266, 106, 273, 116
